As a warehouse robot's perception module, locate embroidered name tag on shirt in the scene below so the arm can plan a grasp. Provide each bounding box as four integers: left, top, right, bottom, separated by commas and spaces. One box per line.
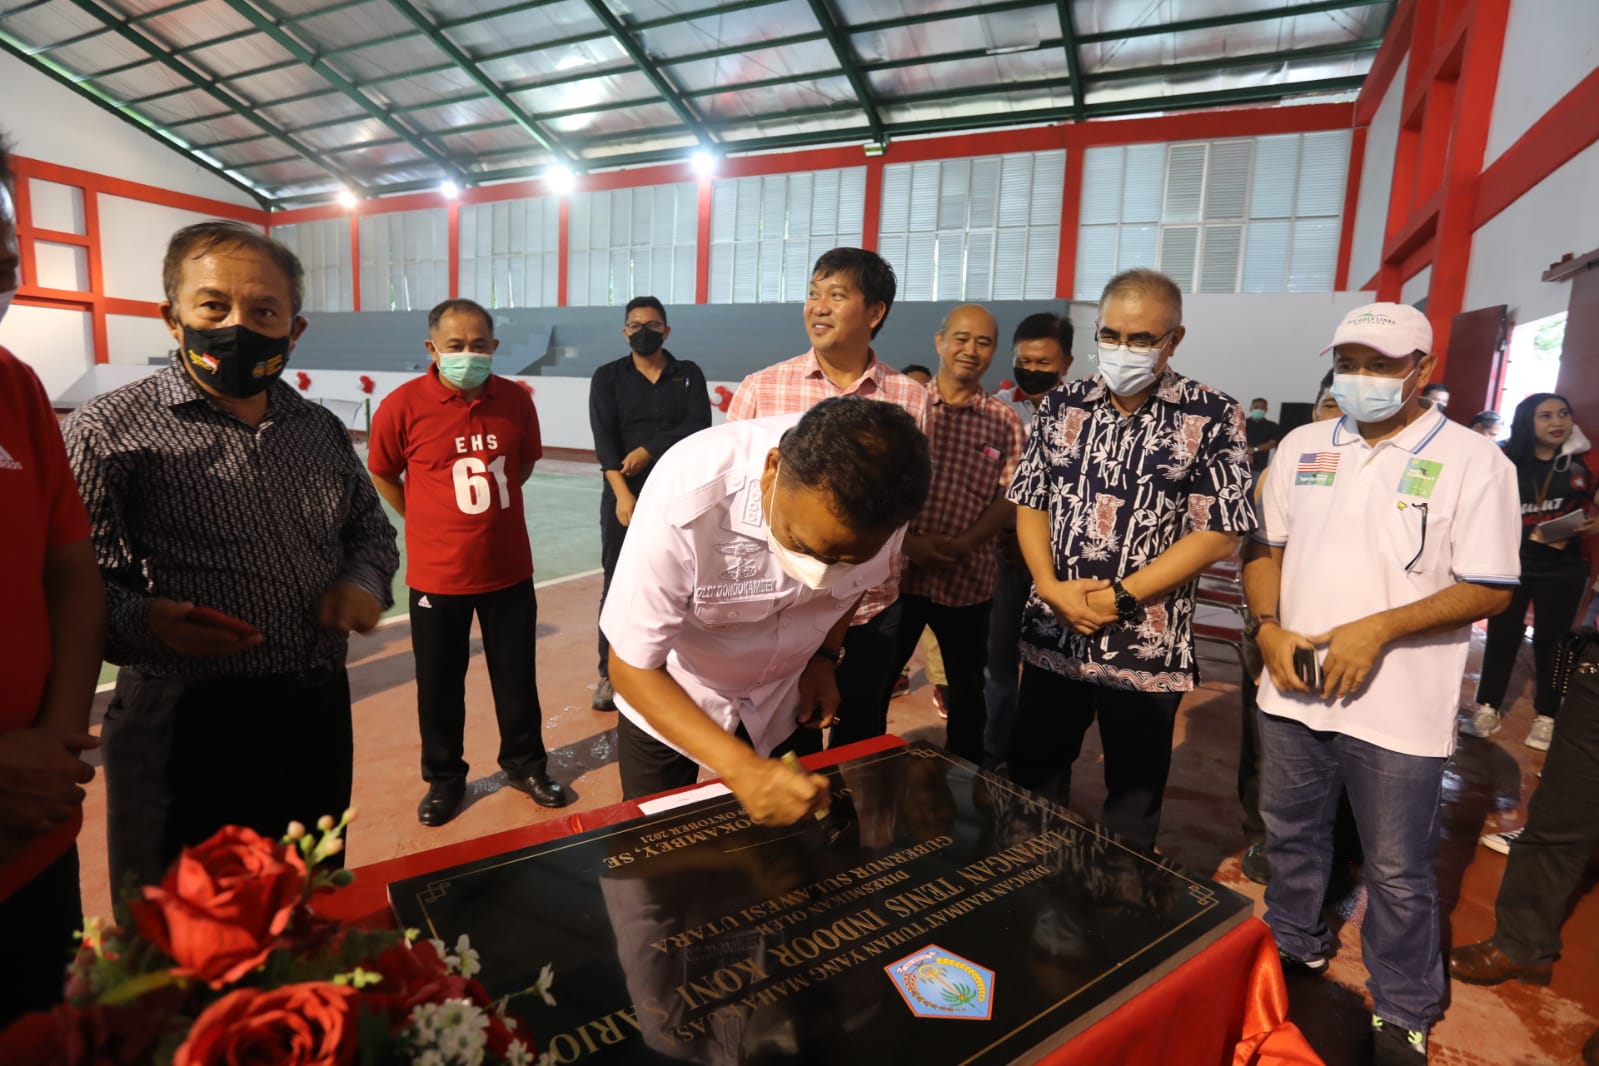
1294, 451, 1339, 486
1397, 458, 1443, 498
696, 579, 778, 603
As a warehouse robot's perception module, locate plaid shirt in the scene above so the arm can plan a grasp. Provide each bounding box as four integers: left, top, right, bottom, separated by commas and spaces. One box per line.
903, 380, 1027, 606
1007, 368, 1256, 692
727, 349, 930, 622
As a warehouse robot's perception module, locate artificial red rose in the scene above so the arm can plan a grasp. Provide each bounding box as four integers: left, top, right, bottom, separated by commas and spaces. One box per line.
0, 997, 186, 1066
129, 826, 306, 988
173, 982, 355, 1066
360, 939, 466, 1025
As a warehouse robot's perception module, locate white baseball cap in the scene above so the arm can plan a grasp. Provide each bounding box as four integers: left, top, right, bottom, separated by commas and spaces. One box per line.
1319, 302, 1433, 358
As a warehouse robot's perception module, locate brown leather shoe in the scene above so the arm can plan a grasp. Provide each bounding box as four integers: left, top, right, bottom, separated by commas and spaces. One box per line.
1448, 941, 1552, 986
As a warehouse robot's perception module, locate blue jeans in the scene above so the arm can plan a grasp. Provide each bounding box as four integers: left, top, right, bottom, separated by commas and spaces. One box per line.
1258, 711, 1446, 1032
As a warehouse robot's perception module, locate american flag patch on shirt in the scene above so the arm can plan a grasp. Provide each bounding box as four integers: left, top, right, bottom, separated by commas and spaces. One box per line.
1294, 451, 1339, 486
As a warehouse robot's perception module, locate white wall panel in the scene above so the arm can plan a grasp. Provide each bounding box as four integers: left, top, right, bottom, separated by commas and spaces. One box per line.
0, 305, 94, 400
107, 314, 176, 366
1400, 264, 1432, 306
1347, 57, 1408, 289
1466, 140, 1599, 324
33, 242, 90, 292
28, 180, 85, 234
99, 197, 260, 302
0, 53, 258, 207
1485, 0, 1599, 165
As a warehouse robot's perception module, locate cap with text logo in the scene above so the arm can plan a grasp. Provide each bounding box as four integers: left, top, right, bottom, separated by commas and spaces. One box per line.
1319, 302, 1433, 358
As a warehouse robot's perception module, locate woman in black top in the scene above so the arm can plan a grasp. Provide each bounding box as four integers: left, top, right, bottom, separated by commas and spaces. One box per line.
1465, 393, 1597, 749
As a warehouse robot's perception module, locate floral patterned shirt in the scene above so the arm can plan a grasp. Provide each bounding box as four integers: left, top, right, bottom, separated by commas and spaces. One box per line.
1006, 368, 1256, 692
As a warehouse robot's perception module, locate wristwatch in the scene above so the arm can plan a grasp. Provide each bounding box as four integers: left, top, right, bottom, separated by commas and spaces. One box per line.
1110, 578, 1139, 624
813, 645, 846, 667
1243, 613, 1279, 639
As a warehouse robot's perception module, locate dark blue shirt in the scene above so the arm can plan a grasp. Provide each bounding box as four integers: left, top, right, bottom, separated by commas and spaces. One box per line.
1006, 368, 1256, 691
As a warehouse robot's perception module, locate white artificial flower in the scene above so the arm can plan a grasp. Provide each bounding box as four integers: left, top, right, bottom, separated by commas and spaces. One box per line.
454, 934, 482, 980
533, 963, 557, 1007
417, 1051, 446, 1066
504, 1041, 534, 1066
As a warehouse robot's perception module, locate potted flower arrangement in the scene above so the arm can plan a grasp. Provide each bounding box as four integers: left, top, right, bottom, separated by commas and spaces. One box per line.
0, 812, 554, 1065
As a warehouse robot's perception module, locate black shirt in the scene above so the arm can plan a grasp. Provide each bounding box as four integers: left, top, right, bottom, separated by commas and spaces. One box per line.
588, 350, 712, 495
1515, 450, 1596, 577
64, 359, 399, 678
1245, 416, 1281, 472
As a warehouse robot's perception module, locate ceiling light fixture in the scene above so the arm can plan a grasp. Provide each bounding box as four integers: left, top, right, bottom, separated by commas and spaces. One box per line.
440, 180, 460, 199
546, 165, 576, 195
690, 149, 716, 176
337, 187, 359, 209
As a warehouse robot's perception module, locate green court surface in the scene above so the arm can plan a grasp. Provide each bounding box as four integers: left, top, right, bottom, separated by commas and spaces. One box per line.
95, 467, 602, 687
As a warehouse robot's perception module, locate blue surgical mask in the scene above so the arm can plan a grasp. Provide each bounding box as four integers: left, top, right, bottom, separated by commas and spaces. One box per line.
437, 354, 492, 390
1331, 368, 1417, 424
1248, 408, 1266, 421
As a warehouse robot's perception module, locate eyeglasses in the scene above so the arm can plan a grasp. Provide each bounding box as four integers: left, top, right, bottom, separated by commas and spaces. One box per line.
1094, 324, 1177, 358
624, 322, 665, 335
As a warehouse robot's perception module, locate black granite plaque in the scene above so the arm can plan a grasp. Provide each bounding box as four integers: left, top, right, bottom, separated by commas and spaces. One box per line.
389, 745, 1251, 1065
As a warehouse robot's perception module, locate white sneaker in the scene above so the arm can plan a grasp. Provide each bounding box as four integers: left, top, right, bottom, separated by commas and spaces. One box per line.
1480, 827, 1524, 855
1525, 715, 1555, 751
1462, 704, 1501, 738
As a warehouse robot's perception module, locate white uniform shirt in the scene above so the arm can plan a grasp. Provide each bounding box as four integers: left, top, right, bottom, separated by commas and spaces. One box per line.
1254, 406, 1520, 757
599, 414, 905, 760
995, 385, 1039, 427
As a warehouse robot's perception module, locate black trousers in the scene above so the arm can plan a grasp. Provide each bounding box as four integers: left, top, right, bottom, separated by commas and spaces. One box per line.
820, 599, 906, 754
0, 845, 80, 1028
1477, 571, 1586, 718
1005, 664, 1183, 851
1493, 643, 1599, 964
103, 666, 353, 892
597, 487, 630, 679
891, 596, 991, 764
411, 578, 547, 787
617, 712, 809, 800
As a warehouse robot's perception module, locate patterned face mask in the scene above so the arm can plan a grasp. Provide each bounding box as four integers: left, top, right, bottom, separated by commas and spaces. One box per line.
181, 323, 290, 398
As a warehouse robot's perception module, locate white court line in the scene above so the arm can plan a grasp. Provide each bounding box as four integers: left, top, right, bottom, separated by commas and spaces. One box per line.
94, 567, 607, 691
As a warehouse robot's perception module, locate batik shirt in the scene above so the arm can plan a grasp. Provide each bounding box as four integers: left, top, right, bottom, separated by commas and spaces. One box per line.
1007, 368, 1256, 692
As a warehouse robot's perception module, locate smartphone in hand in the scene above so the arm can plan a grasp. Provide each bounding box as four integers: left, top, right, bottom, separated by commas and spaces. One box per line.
1293, 646, 1322, 691
187, 606, 262, 639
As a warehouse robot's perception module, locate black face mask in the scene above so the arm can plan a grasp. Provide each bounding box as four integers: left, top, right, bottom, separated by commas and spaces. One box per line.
1012, 366, 1060, 396
181, 323, 291, 398
628, 328, 665, 356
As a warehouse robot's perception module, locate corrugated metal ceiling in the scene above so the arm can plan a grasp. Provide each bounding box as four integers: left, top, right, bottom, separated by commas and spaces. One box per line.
0, 0, 1394, 206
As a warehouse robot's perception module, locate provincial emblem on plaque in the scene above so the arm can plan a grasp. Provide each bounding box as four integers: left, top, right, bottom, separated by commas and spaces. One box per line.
885, 945, 995, 1020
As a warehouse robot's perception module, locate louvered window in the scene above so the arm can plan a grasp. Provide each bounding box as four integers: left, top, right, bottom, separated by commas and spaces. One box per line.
458, 197, 559, 308
271, 218, 352, 312
358, 209, 448, 312
568, 183, 699, 307
877, 151, 1064, 301
707, 168, 866, 303
1075, 131, 1351, 298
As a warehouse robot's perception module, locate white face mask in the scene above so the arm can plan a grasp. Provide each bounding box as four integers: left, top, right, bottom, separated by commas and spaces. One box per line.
766, 467, 854, 591
1095, 346, 1162, 396
1331, 368, 1417, 424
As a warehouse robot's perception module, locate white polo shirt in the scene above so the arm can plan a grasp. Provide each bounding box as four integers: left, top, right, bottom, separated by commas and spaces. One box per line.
599, 413, 904, 760
1254, 406, 1520, 757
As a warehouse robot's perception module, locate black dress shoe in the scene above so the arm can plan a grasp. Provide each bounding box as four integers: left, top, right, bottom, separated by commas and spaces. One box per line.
504, 773, 570, 808
1242, 842, 1270, 885
418, 782, 466, 827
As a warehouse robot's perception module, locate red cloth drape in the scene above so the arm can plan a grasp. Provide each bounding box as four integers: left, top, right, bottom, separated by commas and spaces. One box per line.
1035, 918, 1322, 1066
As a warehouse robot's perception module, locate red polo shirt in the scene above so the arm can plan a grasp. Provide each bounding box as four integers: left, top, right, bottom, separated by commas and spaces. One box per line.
0, 346, 92, 901
369, 367, 542, 595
